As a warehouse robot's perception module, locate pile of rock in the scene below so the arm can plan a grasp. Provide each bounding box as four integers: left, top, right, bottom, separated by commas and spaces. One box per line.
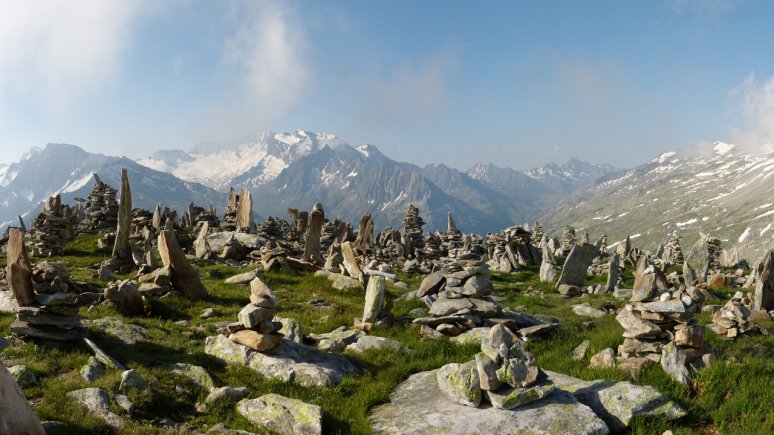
28, 195, 76, 257
709, 291, 753, 338
705, 234, 723, 273
227, 277, 284, 352
10, 260, 88, 342
402, 204, 425, 259
80, 175, 119, 232
129, 208, 154, 239
486, 226, 540, 273
413, 262, 502, 338
561, 225, 576, 255
615, 270, 710, 385
436, 324, 553, 410
662, 232, 684, 265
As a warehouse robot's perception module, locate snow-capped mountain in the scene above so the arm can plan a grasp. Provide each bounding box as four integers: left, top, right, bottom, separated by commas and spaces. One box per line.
137, 130, 344, 190
0, 143, 224, 230
468, 158, 617, 195
540, 141, 774, 262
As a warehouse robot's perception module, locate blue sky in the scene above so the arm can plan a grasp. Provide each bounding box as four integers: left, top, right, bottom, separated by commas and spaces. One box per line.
1, 0, 774, 169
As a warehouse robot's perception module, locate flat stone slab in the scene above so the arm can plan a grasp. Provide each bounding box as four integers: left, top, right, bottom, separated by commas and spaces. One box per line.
368, 369, 610, 434
205, 335, 359, 387
545, 370, 686, 433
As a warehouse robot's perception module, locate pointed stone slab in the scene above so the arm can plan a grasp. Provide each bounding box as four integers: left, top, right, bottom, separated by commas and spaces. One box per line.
112, 168, 132, 264
304, 203, 324, 262
341, 241, 364, 284
0, 362, 45, 435
6, 228, 34, 306
158, 229, 208, 300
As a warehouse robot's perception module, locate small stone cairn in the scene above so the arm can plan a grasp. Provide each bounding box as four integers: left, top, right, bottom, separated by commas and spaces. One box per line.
226, 277, 284, 352
436, 324, 553, 410
615, 262, 711, 385
28, 195, 76, 257
709, 291, 753, 338
402, 204, 425, 259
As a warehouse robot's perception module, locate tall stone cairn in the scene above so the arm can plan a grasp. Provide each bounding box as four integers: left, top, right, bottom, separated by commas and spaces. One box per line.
531, 221, 544, 247
81, 174, 119, 232
28, 195, 76, 257
112, 169, 133, 266
561, 225, 576, 255
402, 204, 425, 258
304, 203, 325, 262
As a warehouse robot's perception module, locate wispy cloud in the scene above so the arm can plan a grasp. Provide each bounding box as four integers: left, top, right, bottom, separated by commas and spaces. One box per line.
199, 0, 309, 138
663, 0, 744, 19
0, 0, 146, 116
729, 72, 774, 149
346, 51, 459, 129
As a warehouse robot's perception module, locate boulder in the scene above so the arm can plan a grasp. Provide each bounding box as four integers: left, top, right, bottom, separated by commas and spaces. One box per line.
0, 362, 44, 434
362, 276, 386, 323
368, 369, 609, 435
345, 335, 404, 354
237, 394, 322, 435
753, 250, 774, 311
661, 342, 691, 386
589, 348, 616, 368
205, 335, 358, 387
436, 362, 481, 407
556, 244, 597, 288
67, 387, 122, 428
683, 238, 710, 285
158, 228, 208, 300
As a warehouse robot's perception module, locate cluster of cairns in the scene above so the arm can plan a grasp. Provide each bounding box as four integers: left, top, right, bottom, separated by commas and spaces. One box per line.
485, 225, 541, 273
28, 195, 77, 257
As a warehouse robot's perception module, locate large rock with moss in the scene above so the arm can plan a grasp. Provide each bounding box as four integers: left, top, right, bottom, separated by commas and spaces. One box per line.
237, 394, 322, 434
369, 369, 610, 434
436, 362, 481, 407
545, 370, 686, 433
204, 334, 358, 387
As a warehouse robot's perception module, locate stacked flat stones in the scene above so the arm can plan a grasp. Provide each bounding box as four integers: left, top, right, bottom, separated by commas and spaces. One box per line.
402, 204, 425, 259
709, 291, 753, 338
615, 272, 709, 385
28, 195, 76, 257
226, 277, 284, 352
561, 225, 577, 255
414, 262, 500, 338
80, 175, 118, 232
11, 262, 87, 342
485, 226, 540, 274
436, 324, 553, 410
662, 233, 684, 265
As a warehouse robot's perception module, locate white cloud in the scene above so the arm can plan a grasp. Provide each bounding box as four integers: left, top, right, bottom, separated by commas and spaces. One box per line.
663, 0, 744, 18
729, 73, 774, 150
199, 0, 309, 137
0, 0, 146, 116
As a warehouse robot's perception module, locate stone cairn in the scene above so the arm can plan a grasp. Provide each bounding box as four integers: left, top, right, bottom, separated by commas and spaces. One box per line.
561, 225, 577, 255
662, 232, 684, 265
28, 195, 76, 257
402, 204, 425, 259
7, 229, 88, 342
436, 324, 553, 410
80, 174, 119, 232
486, 226, 540, 273
709, 291, 753, 338
226, 277, 284, 352
531, 221, 544, 247
615, 261, 711, 385
410, 261, 557, 340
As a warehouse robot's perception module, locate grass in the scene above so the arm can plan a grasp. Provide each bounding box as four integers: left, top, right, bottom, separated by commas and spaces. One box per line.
1, 233, 772, 434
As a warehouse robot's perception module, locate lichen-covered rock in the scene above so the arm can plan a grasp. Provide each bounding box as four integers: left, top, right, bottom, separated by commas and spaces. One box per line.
369, 369, 609, 434
274, 316, 304, 343
484, 381, 555, 410
119, 369, 149, 392
8, 365, 37, 388
205, 334, 358, 387
88, 317, 147, 345
661, 342, 691, 386
436, 362, 481, 407
237, 394, 322, 435
67, 387, 122, 428
546, 370, 686, 433
80, 357, 104, 383
169, 363, 215, 391
345, 335, 404, 354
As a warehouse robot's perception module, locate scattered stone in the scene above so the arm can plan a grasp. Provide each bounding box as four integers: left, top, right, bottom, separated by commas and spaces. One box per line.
81, 357, 105, 382
169, 363, 215, 391
224, 270, 261, 285
572, 339, 591, 360
572, 303, 606, 318
119, 369, 149, 392
84, 337, 126, 370
67, 387, 122, 428
589, 348, 616, 368
8, 365, 37, 388
346, 335, 404, 353
236, 394, 322, 435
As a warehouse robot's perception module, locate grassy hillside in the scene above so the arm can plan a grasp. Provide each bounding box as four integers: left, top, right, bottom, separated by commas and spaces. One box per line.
1, 233, 772, 434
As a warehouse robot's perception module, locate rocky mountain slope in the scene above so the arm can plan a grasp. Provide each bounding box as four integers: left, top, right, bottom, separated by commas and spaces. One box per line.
540, 141, 774, 262
0, 143, 223, 230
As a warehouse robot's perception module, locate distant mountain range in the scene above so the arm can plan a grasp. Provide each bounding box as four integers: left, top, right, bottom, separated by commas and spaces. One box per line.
540, 141, 774, 262
0, 131, 616, 234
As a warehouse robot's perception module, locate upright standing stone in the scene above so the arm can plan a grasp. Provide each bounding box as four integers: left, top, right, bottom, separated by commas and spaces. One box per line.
605, 253, 621, 292
6, 228, 34, 306
363, 276, 386, 323
556, 244, 596, 288
152, 203, 162, 230
112, 169, 133, 265
304, 203, 325, 262
754, 250, 774, 311
539, 246, 557, 283
354, 211, 374, 250
158, 229, 208, 300
341, 241, 364, 284
193, 221, 212, 259
0, 362, 45, 435
447, 212, 459, 234
235, 188, 255, 233
683, 238, 710, 285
